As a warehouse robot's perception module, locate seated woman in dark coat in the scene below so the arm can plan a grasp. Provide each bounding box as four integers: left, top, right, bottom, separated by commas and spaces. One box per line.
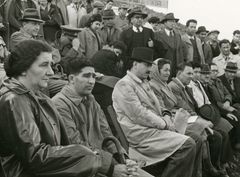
0, 40, 120, 177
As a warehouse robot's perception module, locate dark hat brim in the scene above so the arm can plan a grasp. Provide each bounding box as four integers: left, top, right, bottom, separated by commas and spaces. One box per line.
160, 18, 179, 24
207, 30, 220, 36
102, 16, 115, 19
224, 68, 238, 73
131, 57, 154, 64
127, 12, 148, 20
196, 30, 209, 34
20, 18, 44, 23
61, 25, 83, 32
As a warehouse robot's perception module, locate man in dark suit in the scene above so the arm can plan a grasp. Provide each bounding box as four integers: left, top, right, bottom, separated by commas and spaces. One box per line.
120, 7, 154, 71
168, 62, 231, 176
154, 13, 186, 78
196, 26, 213, 64
200, 63, 240, 150
219, 62, 240, 106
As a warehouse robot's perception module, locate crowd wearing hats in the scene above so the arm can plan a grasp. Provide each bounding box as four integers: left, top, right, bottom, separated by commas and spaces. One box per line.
0, 0, 240, 177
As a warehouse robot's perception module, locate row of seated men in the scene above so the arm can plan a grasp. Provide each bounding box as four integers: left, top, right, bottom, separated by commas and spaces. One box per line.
37, 44, 240, 177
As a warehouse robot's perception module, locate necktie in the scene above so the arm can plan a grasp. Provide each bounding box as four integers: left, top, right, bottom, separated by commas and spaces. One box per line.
137, 27, 141, 33
170, 30, 174, 37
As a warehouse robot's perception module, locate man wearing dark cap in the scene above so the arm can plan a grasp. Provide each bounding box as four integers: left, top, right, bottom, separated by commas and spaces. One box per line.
10, 8, 44, 50
230, 30, 240, 55
99, 9, 121, 45
154, 13, 186, 78
59, 25, 83, 63
78, 0, 104, 27
207, 30, 221, 58
113, 47, 197, 177
115, 4, 129, 31
120, 7, 154, 69
196, 26, 213, 64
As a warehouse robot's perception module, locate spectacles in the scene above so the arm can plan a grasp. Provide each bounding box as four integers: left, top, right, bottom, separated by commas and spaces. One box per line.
0, 44, 6, 47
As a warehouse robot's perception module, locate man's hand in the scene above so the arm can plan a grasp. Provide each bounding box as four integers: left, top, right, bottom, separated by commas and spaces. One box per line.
72, 38, 80, 51
227, 113, 238, 122
112, 164, 139, 177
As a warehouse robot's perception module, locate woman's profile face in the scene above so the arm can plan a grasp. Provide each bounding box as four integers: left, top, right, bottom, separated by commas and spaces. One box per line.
90, 21, 101, 31
24, 52, 54, 90
158, 63, 171, 82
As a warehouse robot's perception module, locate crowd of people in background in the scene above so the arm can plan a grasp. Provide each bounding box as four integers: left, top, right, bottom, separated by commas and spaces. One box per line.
0, 0, 240, 177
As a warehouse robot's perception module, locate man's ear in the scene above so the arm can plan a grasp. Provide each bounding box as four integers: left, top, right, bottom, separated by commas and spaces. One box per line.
68, 74, 75, 84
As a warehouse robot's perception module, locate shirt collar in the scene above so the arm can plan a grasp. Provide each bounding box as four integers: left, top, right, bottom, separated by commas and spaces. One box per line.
132, 25, 143, 32
175, 77, 185, 88
61, 85, 85, 106
127, 71, 145, 84
187, 34, 195, 40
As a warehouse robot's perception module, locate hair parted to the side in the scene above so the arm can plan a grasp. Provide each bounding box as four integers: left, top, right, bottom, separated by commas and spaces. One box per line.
177, 62, 193, 73
86, 14, 102, 27
156, 58, 171, 71
4, 40, 52, 78
64, 56, 94, 76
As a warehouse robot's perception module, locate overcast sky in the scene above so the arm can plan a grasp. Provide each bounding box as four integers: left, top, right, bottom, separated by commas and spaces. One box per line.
149, 0, 240, 40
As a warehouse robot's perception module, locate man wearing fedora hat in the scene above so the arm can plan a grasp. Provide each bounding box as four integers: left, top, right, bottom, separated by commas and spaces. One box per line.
114, 4, 129, 31
196, 26, 213, 64
113, 47, 197, 177
205, 63, 240, 151
120, 7, 154, 60
8, 0, 37, 35
155, 13, 186, 78
99, 9, 121, 45
10, 8, 44, 50
219, 62, 240, 106
212, 39, 240, 77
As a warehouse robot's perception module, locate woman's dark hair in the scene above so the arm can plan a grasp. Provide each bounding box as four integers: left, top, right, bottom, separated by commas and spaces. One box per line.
157, 58, 171, 71
86, 14, 102, 27
109, 40, 126, 53
64, 56, 94, 76
4, 40, 52, 77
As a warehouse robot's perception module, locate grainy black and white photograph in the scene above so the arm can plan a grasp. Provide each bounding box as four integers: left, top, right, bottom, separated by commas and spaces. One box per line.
0, 0, 240, 177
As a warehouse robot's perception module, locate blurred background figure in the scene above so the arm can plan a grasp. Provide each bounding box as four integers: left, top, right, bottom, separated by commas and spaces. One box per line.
104, 0, 113, 10
230, 30, 240, 55
67, 0, 87, 28
39, 0, 63, 44
114, 4, 129, 31
8, 0, 37, 35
